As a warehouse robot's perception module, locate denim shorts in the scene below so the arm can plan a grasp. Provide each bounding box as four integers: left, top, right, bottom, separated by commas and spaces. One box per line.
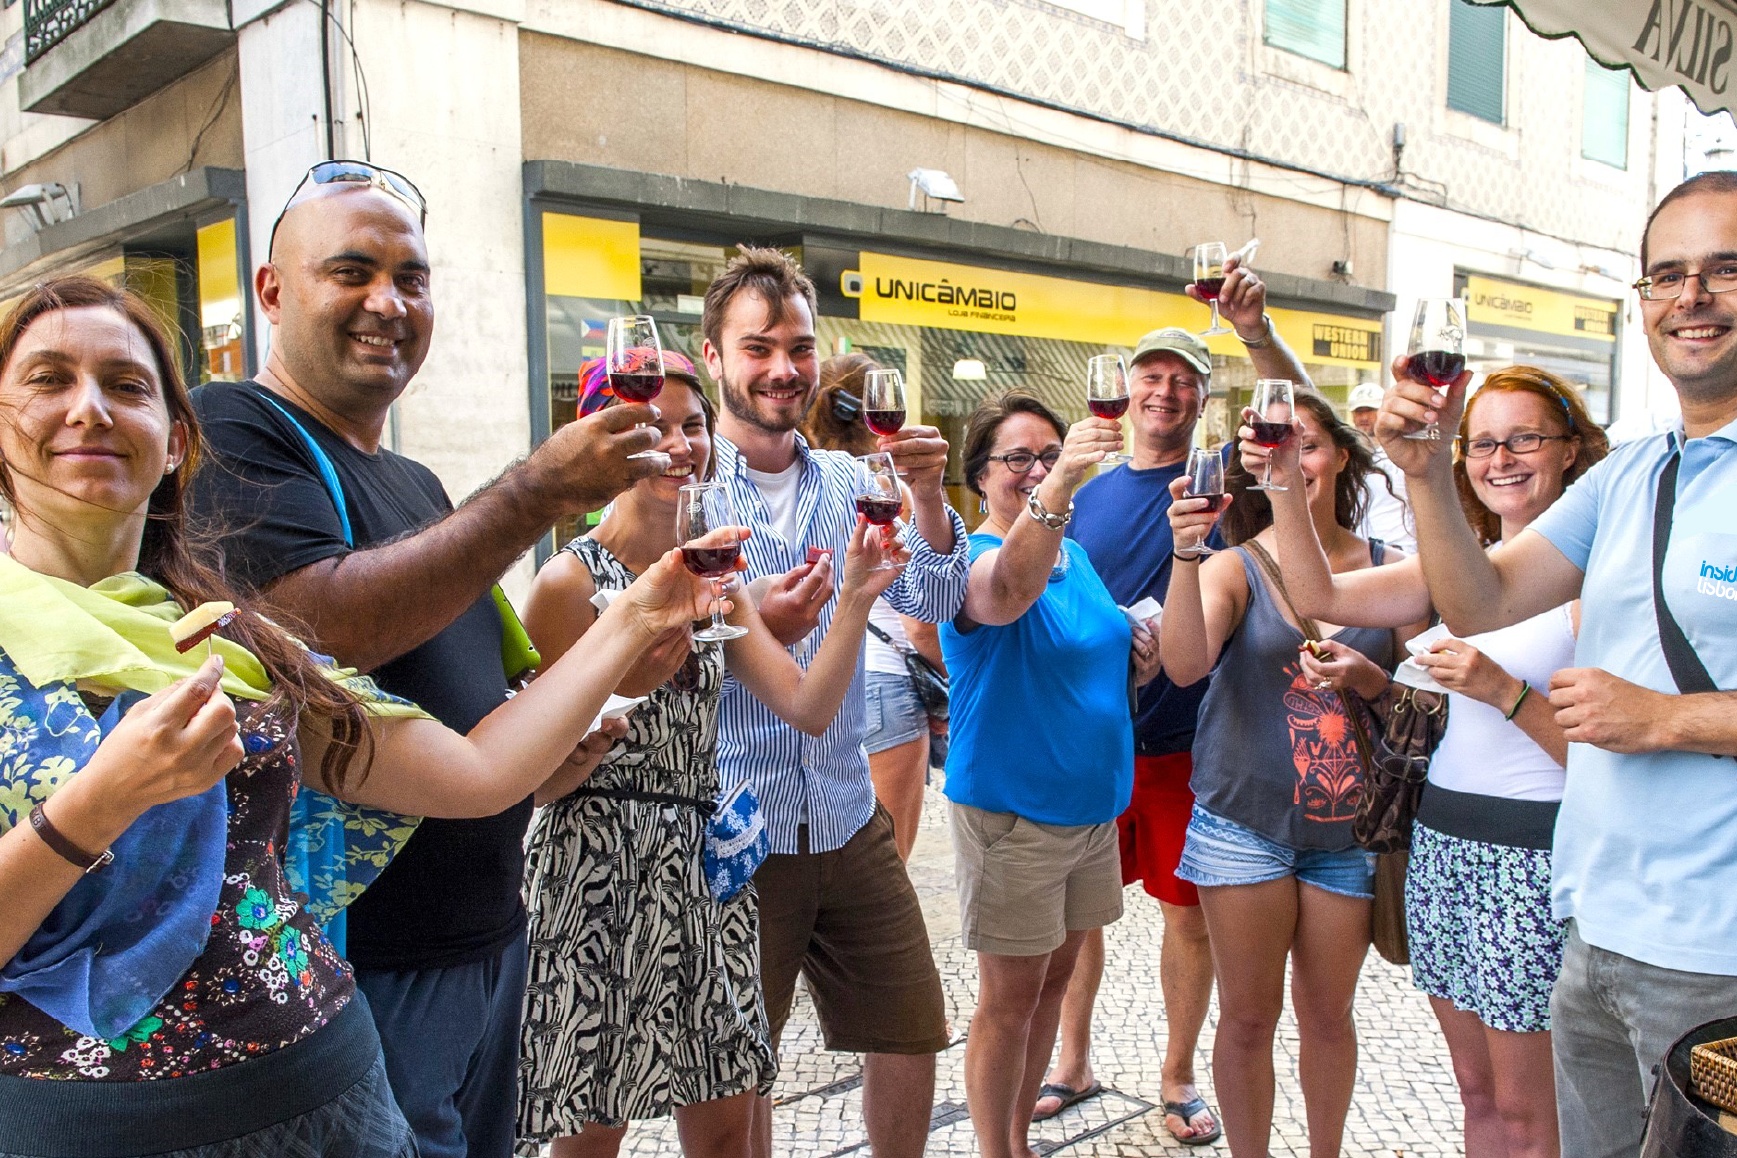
1176, 805, 1376, 899
864, 671, 927, 755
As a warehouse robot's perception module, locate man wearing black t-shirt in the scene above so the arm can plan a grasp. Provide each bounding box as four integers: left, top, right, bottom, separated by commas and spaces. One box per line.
186, 166, 667, 1158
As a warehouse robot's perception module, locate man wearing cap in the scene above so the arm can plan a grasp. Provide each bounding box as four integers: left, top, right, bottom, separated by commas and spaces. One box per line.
186, 164, 672, 1158
1037, 257, 1308, 1144
1349, 380, 1417, 553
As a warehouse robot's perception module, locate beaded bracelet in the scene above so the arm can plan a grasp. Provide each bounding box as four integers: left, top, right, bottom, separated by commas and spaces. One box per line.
1504, 680, 1532, 721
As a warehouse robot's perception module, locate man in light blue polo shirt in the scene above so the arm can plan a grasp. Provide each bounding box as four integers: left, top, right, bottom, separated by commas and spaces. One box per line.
1376, 171, 1737, 1158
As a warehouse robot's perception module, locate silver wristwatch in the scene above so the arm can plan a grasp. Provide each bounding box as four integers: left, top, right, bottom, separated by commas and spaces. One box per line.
1026, 487, 1073, 530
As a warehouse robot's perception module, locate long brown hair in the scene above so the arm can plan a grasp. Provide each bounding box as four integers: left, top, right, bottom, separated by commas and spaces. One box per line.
1222, 389, 1376, 546
0, 276, 372, 789
802, 353, 880, 456
1452, 366, 1609, 546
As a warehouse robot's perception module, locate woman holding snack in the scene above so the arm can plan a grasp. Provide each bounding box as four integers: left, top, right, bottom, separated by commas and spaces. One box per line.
0, 276, 727, 1156
516, 356, 906, 1157
1258, 367, 1605, 1158
940, 392, 1160, 1158
1162, 387, 1414, 1158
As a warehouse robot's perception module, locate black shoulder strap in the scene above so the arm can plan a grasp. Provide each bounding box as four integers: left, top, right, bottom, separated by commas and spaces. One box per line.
1652, 452, 1719, 695
864, 620, 895, 646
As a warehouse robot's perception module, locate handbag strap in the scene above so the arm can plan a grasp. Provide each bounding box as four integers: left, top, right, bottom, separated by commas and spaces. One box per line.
1243, 540, 1324, 642
1243, 540, 1379, 770
864, 621, 901, 649
1652, 451, 1719, 695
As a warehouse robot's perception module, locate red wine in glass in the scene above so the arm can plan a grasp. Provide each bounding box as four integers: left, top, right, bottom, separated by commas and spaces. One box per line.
1188, 492, 1227, 505
610, 371, 665, 403
1088, 396, 1130, 421
1406, 350, 1465, 388
1194, 276, 1226, 300
856, 494, 902, 525
681, 543, 741, 579
865, 409, 906, 435
1250, 421, 1294, 447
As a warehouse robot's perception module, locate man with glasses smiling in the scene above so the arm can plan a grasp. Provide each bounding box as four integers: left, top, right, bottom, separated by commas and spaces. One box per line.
187, 161, 673, 1158
1036, 258, 1309, 1144
1377, 171, 1737, 1158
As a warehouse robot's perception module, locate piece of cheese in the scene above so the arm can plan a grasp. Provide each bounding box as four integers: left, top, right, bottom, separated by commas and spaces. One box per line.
170, 601, 237, 653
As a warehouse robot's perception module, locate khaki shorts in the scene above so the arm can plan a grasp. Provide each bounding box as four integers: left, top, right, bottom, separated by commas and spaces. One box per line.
754, 804, 949, 1055
951, 802, 1123, 956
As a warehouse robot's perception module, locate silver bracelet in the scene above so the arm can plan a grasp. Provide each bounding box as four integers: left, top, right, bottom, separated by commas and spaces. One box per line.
1238, 313, 1274, 349
1026, 487, 1072, 530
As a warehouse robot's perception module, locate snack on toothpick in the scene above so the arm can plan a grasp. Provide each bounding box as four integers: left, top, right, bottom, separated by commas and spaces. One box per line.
170, 601, 237, 654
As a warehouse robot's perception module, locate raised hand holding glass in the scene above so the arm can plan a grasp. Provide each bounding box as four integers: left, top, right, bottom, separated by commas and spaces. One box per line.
608, 315, 670, 463
1177, 446, 1226, 556
1248, 378, 1295, 493
1193, 242, 1233, 336
676, 481, 749, 642
1403, 298, 1466, 442
1085, 354, 1131, 464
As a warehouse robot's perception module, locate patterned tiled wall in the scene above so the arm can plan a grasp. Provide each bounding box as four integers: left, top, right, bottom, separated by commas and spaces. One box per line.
626, 0, 1660, 253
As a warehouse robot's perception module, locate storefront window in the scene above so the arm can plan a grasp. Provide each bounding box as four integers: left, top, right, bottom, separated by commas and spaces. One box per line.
1457, 272, 1619, 423
196, 217, 246, 383
536, 209, 1388, 537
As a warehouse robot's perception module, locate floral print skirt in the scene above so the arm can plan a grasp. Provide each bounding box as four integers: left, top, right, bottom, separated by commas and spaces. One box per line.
1406, 822, 1566, 1034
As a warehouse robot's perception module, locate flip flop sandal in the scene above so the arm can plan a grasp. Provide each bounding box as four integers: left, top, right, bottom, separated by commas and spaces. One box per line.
1163, 1096, 1222, 1146
1031, 1080, 1103, 1122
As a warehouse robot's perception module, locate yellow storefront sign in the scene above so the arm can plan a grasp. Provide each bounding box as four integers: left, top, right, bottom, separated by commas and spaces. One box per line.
1464, 276, 1617, 342
845, 252, 1382, 369
543, 212, 641, 302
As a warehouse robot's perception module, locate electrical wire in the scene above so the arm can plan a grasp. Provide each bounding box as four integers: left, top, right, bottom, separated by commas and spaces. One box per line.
301, 0, 373, 160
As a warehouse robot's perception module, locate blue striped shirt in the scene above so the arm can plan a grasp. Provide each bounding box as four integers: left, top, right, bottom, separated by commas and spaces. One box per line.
714, 433, 970, 854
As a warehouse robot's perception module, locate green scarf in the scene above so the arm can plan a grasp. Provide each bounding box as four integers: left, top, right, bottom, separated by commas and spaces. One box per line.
0, 554, 274, 705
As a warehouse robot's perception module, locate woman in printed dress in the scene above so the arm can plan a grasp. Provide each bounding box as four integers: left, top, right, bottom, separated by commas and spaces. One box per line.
517, 356, 906, 1157
1162, 389, 1421, 1158
0, 276, 721, 1157
1260, 367, 1607, 1158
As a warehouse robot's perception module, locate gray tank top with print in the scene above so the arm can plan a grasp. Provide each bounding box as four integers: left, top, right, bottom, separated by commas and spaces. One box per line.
1191, 545, 1396, 851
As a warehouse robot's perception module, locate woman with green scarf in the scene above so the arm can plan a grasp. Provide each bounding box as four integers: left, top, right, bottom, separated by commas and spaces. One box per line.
0, 276, 727, 1157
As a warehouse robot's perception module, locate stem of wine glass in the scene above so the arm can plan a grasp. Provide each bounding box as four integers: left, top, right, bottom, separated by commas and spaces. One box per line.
1210, 300, 1223, 331
710, 578, 730, 633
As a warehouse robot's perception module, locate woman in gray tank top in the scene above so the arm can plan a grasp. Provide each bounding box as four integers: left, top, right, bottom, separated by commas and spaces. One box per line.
1161, 390, 1418, 1158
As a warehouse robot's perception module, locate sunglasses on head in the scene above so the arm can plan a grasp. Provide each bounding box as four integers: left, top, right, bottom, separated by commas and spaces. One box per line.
268, 160, 427, 256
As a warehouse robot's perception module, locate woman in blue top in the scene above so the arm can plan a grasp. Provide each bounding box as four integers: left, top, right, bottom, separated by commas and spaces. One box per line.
942, 392, 1161, 1158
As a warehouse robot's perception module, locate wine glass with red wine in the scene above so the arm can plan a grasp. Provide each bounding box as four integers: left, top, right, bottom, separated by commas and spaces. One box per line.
1193, 242, 1233, 337
1176, 446, 1226, 556
608, 315, 671, 464
1403, 298, 1467, 442
854, 452, 903, 570
1086, 354, 1131, 464
676, 481, 749, 642
1248, 378, 1295, 493
863, 369, 907, 436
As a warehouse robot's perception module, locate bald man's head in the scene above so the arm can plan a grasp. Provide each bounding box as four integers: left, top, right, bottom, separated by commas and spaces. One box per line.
257, 182, 433, 417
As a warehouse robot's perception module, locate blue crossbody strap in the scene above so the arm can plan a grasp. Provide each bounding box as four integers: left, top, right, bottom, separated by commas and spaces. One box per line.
255, 391, 355, 549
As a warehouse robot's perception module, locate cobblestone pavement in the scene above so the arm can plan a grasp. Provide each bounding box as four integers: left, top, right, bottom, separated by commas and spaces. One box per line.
623, 785, 1467, 1156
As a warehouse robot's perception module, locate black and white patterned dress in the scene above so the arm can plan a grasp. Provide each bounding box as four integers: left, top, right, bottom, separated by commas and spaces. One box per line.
517, 538, 776, 1140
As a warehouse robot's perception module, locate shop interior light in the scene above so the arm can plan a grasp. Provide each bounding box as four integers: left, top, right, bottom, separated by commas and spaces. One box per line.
0, 182, 79, 231
952, 358, 988, 380
909, 168, 964, 211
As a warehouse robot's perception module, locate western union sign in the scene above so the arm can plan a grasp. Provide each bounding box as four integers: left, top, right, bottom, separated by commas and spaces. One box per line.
844, 251, 1383, 370
1464, 276, 1618, 343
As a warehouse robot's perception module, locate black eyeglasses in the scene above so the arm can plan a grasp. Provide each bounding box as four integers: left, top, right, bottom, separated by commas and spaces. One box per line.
268, 160, 427, 255
988, 449, 1062, 474
1461, 432, 1574, 459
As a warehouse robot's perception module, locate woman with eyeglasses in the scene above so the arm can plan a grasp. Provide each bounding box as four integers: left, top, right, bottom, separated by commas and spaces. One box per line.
940, 392, 1160, 1158
515, 357, 906, 1158
0, 277, 726, 1157
1254, 367, 1608, 1158
1162, 388, 1414, 1158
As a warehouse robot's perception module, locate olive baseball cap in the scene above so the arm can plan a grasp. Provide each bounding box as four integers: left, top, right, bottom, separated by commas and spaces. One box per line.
1130, 327, 1212, 377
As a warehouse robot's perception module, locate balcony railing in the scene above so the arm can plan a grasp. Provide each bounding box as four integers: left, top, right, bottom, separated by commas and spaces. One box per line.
24, 0, 115, 64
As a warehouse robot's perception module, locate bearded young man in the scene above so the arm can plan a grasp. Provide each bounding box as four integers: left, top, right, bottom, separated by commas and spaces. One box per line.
698, 247, 969, 1158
